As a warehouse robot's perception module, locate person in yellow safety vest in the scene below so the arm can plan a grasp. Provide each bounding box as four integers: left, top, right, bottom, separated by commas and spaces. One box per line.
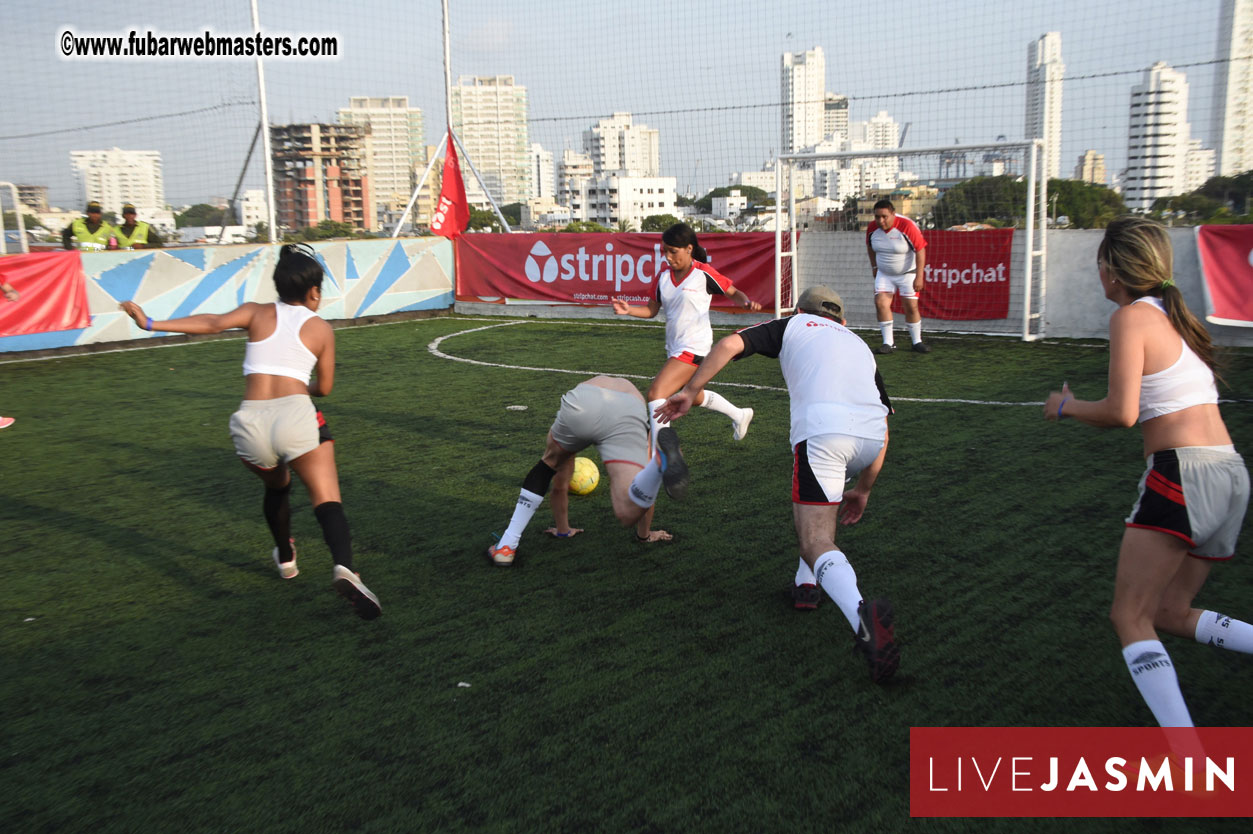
114, 203, 164, 250
62, 201, 116, 251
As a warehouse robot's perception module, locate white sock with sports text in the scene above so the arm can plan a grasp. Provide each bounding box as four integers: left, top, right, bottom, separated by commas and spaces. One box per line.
1194, 610, 1253, 653
628, 453, 663, 508
814, 550, 862, 631
700, 389, 743, 423
500, 488, 543, 549
878, 321, 894, 347
647, 398, 666, 457
1121, 639, 1194, 727
795, 557, 816, 587
907, 320, 923, 344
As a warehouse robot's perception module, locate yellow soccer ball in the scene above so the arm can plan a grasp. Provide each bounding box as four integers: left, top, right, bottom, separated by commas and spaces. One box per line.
568, 457, 600, 495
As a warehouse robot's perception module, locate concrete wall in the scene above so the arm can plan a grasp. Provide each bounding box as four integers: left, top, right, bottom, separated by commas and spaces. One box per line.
0, 237, 454, 353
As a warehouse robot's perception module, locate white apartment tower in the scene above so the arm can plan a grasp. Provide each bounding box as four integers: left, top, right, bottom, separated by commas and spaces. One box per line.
1211, 0, 1253, 175
782, 47, 826, 153
1075, 150, 1106, 185
823, 93, 849, 142
450, 75, 532, 207
1025, 32, 1065, 180
530, 144, 555, 200
337, 96, 426, 229
583, 113, 660, 177
1124, 63, 1196, 211
70, 148, 164, 216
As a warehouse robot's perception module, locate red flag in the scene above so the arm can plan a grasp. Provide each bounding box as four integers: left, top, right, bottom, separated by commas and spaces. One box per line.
430, 130, 470, 239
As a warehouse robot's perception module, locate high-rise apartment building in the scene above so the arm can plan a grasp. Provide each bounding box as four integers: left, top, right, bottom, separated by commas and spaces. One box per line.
270, 123, 372, 232
450, 75, 531, 207
823, 93, 849, 142
558, 149, 594, 208
782, 47, 826, 153
70, 148, 164, 216
529, 144, 555, 200
1212, 0, 1253, 175
1025, 32, 1065, 180
337, 96, 425, 230
582, 113, 660, 177
1074, 150, 1106, 185
1123, 63, 1197, 211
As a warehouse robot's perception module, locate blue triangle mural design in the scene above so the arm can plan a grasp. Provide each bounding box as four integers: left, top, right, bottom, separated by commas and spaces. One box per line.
170, 250, 260, 319
355, 242, 410, 316
344, 247, 359, 281
166, 249, 207, 270
95, 253, 155, 302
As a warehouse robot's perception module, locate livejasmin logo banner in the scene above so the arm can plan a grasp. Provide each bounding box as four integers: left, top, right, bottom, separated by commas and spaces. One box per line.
910, 727, 1253, 818
455, 232, 778, 309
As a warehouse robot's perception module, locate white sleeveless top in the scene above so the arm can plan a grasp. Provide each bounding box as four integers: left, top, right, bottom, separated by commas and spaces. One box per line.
1133, 296, 1218, 423
242, 302, 320, 384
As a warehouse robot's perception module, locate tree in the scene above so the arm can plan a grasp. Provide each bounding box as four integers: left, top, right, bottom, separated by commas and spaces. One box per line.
1148, 171, 1253, 224
694, 185, 768, 214
560, 220, 613, 233
468, 207, 503, 231
500, 203, 523, 227
930, 176, 1124, 229
2, 211, 41, 230
615, 219, 635, 233
247, 222, 270, 243
283, 220, 356, 241
641, 213, 680, 232
176, 203, 235, 228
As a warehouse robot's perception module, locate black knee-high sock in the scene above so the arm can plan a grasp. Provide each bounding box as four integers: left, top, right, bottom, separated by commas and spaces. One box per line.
264, 483, 293, 562
313, 501, 353, 570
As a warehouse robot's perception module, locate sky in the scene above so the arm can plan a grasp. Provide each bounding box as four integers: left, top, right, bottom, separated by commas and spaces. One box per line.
0, 0, 1230, 211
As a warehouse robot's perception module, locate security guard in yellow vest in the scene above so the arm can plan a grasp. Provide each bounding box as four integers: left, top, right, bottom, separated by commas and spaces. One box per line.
62, 201, 115, 251
114, 203, 163, 250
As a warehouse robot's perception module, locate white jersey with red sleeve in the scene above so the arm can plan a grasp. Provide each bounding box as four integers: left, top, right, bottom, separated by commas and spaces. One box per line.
656, 261, 732, 357
867, 215, 927, 278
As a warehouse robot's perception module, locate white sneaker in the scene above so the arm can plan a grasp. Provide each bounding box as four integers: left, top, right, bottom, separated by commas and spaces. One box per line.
272, 539, 298, 579
732, 408, 754, 441
332, 564, 381, 620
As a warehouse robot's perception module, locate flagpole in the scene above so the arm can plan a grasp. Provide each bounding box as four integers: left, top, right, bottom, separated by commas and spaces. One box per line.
451, 131, 513, 233
391, 132, 448, 238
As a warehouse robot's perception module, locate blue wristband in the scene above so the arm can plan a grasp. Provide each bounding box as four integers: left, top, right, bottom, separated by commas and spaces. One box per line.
145, 316, 153, 331
1057, 397, 1070, 419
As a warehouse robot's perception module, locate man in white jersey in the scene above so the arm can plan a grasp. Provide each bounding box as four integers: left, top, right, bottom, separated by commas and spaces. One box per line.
866, 199, 930, 354
655, 286, 900, 683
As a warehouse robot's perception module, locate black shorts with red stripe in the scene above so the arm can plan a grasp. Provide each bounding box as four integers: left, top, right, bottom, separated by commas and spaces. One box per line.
1127, 449, 1190, 543
316, 410, 334, 444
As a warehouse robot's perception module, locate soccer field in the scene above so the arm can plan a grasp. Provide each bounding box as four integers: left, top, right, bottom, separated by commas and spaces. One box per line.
2, 315, 1251, 832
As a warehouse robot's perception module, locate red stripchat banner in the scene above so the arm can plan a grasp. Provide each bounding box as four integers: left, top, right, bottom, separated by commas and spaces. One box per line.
1196, 224, 1253, 327
455, 232, 779, 310
910, 726, 1253, 817
0, 250, 91, 338
891, 228, 1014, 320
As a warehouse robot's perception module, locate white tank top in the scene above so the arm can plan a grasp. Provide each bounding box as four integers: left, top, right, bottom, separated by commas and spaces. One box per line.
242, 302, 320, 384
1133, 296, 1219, 423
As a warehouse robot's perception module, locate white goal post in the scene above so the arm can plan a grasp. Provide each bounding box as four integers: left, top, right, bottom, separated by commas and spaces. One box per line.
774, 139, 1048, 341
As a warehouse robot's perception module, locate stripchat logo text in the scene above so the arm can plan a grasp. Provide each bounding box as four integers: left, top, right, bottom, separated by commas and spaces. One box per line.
525, 240, 668, 293
924, 262, 1008, 289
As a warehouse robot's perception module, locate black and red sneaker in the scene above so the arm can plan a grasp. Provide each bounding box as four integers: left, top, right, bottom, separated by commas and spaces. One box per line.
854, 599, 899, 683
791, 583, 821, 611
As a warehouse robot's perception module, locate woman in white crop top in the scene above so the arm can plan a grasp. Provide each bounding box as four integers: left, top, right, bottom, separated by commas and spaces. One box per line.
119, 244, 380, 619
1044, 217, 1249, 727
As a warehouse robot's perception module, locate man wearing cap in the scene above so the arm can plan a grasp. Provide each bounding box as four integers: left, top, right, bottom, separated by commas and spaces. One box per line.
114, 204, 163, 250
62, 201, 115, 252
654, 285, 901, 684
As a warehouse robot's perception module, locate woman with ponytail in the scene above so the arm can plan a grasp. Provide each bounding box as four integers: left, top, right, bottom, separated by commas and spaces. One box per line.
120, 244, 381, 619
613, 222, 762, 454
1044, 216, 1248, 726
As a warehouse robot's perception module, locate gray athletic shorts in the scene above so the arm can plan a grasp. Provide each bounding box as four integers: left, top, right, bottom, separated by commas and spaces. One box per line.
229, 394, 320, 470
1126, 446, 1250, 560
550, 384, 649, 469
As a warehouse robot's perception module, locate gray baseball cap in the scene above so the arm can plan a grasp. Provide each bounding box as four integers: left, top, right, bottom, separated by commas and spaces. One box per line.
796, 285, 845, 319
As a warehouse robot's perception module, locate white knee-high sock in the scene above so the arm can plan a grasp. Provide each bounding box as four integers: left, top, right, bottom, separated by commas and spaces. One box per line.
1122, 639, 1194, 727
628, 453, 663, 508
907, 320, 923, 344
500, 488, 543, 549
700, 389, 742, 421
814, 550, 862, 631
795, 557, 816, 586
878, 321, 894, 346
647, 398, 666, 457
1195, 610, 1253, 653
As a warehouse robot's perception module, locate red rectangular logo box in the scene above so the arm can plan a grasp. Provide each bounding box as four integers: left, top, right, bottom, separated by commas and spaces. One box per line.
910, 727, 1253, 817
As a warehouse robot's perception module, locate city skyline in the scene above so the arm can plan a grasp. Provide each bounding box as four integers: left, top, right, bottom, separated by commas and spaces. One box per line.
0, 1, 1236, 213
